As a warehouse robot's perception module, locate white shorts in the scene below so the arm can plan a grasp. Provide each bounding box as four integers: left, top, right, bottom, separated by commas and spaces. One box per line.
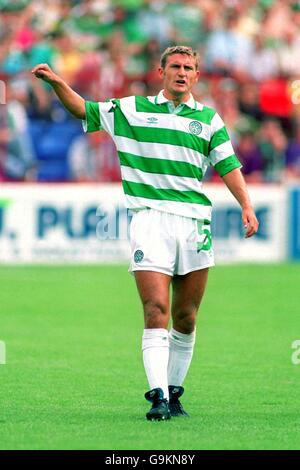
129, 208, 215, 276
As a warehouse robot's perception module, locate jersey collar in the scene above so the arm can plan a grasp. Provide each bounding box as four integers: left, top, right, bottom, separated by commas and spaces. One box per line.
155, 90, 197, 109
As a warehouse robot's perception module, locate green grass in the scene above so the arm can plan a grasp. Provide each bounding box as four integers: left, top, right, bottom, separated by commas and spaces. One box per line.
0, 264, 300, 450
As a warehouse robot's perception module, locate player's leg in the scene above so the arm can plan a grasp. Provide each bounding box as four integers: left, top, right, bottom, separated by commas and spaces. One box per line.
171, 268, 209, 333
135, 270, 171, 329
129, 209, 176, 419
168, 268, 209, 416
134, 270, 172, 420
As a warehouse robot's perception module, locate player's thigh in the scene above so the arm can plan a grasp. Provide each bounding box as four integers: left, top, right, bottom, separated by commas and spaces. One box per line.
135, 270, 171, 311
171, 268, 209, 321
134, 271, 172, 327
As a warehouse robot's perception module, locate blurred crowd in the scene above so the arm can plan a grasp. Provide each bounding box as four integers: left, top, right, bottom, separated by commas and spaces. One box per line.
1, 0, 300, 183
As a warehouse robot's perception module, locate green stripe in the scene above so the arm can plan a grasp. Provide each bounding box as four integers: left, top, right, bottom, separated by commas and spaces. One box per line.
85, 101, 101, 132
114, 108, 209, 155
135, 96, 169, 114
135, 97, 217, 125
209, 126, 230, 152
118, 151, 203, 180
194, 218, 211, 225
122, 180, 212, 206
200, 106, 217, 124
214, 155, 241, 177
177, 106, 216, 124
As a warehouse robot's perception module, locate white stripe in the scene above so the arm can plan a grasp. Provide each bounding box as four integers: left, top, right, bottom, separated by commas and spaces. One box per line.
99, 101, 115, 134
210, 112, 224, 133
119, 96, 136, 111
125, 195, 212, 219
209, 141, 235, 165
121, 166, 202, 192
118, 105, 211, 142
114, 135, 207, 169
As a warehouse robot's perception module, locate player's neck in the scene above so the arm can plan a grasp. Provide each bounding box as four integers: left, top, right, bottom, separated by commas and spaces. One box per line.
163, 90, 190, 108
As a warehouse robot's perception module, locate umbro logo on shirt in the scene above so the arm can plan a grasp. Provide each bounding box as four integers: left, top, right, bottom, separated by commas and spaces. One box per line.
147, 117, 159, 124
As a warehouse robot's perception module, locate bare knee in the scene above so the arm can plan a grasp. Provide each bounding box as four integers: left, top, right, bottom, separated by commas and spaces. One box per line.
172, 309, 197, 334
143, 299, 169, 329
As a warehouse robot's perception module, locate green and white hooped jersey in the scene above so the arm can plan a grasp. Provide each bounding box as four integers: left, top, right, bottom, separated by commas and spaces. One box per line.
82, 91, 241, 220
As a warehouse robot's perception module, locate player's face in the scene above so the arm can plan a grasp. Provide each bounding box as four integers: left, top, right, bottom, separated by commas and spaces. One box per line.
159, 53, 200, 101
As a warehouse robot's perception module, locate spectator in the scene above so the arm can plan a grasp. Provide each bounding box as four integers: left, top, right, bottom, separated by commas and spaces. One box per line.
236, 131, 263, 183
249, 34, 279, 82
136, 0, 173, 46
258, 118, 287, 183
165, 0, 204, 47
238, 81, 263, 122
68, 131, 121, 182
1, 0, 300, 183
0, 78, 36, 181
204, 11, 254, 79
286, 123, 300, 181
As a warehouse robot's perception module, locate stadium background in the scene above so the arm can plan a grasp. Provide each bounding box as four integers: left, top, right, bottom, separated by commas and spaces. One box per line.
1, 0, 300, 450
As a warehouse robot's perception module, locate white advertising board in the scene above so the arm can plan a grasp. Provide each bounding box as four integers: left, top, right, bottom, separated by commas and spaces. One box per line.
0, 184, 286, 264
206, 184, 286, 263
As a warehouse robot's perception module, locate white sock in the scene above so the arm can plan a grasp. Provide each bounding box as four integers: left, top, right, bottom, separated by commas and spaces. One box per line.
168, 328, 196, 386
142, 328, 169, 400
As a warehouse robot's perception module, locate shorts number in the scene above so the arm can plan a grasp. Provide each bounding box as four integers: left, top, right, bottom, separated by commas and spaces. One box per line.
196, 220, 212, 252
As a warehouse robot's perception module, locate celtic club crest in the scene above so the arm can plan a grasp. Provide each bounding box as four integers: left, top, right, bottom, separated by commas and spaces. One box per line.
189, 121, 202, 135
134, 250, 144, 263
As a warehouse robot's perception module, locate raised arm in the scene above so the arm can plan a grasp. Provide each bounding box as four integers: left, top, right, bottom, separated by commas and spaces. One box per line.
31, 63, 86, 120
222, 168, 259, 238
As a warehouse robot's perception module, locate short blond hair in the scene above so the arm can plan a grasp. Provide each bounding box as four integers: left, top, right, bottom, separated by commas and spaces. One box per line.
160, 46, 200, 70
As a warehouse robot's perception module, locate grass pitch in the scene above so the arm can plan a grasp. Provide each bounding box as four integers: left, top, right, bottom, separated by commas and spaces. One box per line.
0, 263, 299, 450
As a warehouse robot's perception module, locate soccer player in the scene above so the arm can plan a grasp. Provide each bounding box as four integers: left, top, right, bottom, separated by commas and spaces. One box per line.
32, 46, 259, 421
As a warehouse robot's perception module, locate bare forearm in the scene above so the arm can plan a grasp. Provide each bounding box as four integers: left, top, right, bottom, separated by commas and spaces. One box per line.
222, 168, 259, 237
51, 77, 86, 119
222, 168, 252, 209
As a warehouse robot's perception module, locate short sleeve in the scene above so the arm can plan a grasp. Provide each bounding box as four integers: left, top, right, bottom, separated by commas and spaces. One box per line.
82, 101, 102, 133
208, 112, 242, 177
82, 100, 116, 136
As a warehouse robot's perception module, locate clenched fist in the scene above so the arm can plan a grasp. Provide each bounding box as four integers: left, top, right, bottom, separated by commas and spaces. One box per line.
32, 63, 59, 84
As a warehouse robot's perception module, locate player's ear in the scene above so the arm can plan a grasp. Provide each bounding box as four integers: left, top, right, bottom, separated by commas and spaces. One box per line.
158, 67, 165, 79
